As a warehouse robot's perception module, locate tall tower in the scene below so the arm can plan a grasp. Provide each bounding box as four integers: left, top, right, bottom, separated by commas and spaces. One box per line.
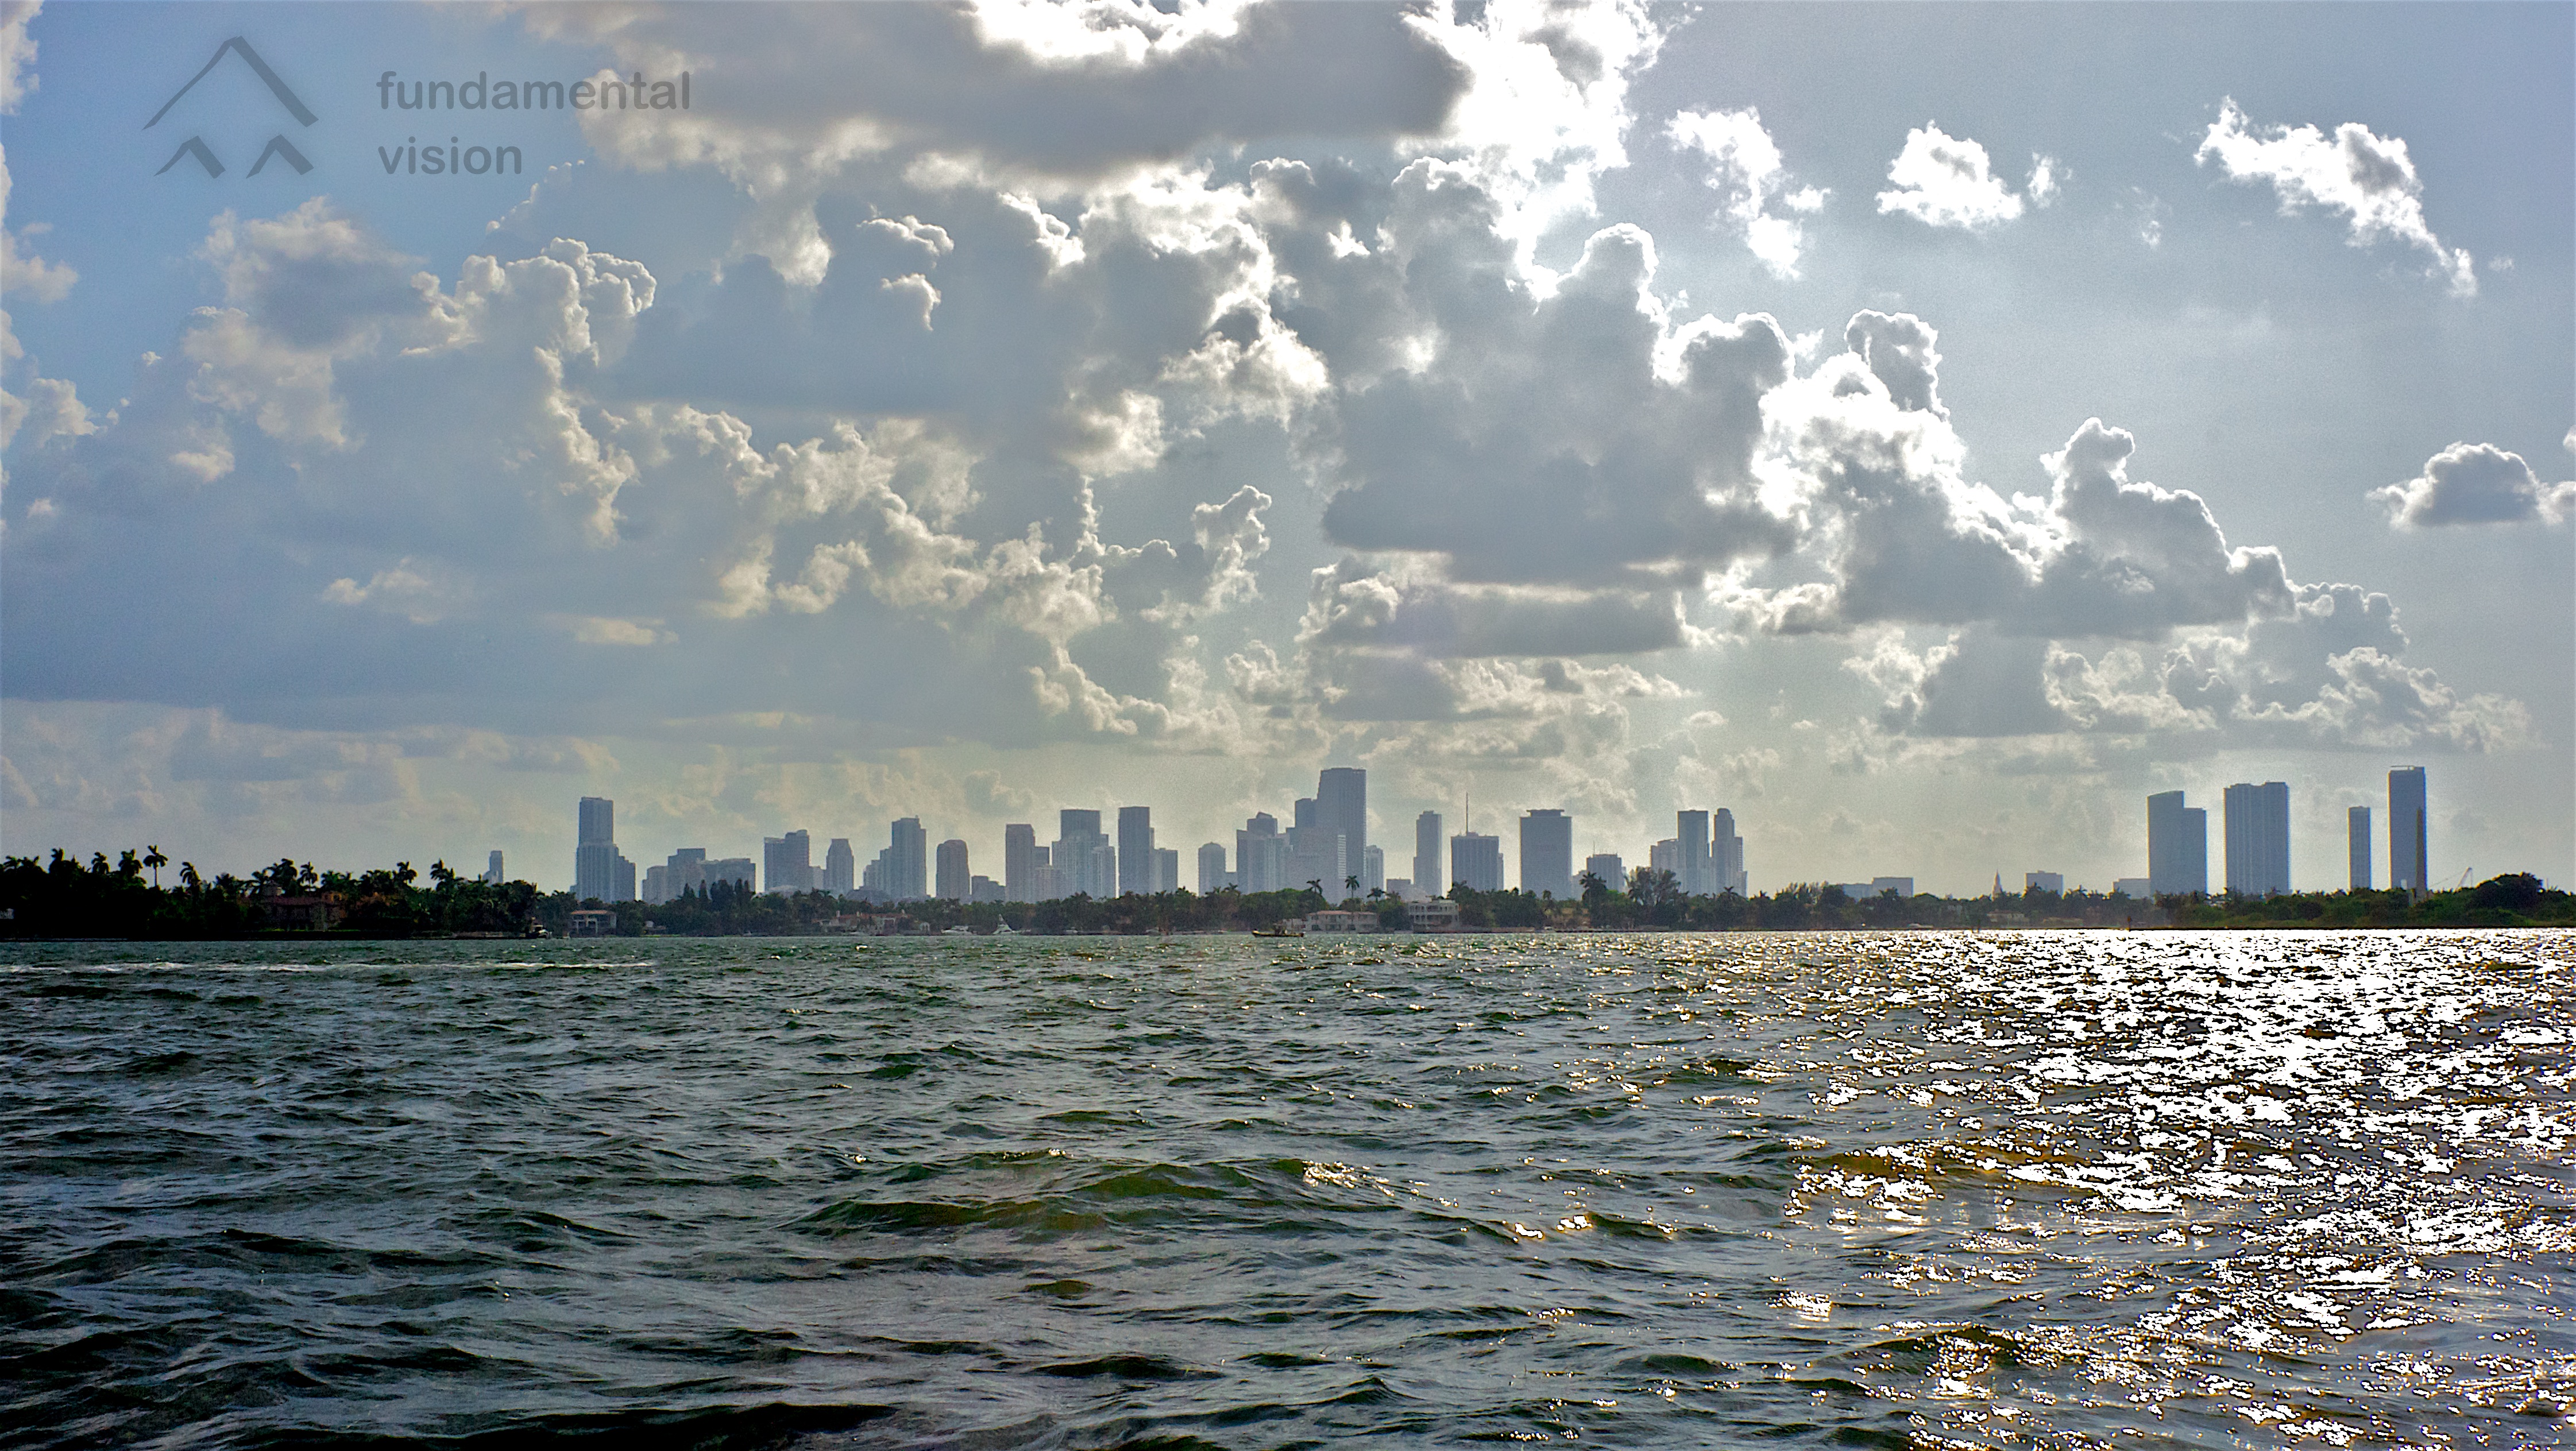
1677, 810, 1711, 895
2223, 781, 2290, 897
574, 796, 623, 901
2389, 767, 2428, 893
1519, 809, 1574, 899
1005, 823, 1038, 903
1450, 831, 1503, 892
2148, 790, 2207, 897
1414, 810, 1443, 896
1713, 808, 1746, 895
824, 838, 855, 895
1316, 768, 1367, 898
890, 817, 928, 900
935, 839, 970, 900
2347, 806, 2372, 891
1117, 806, 1155, 896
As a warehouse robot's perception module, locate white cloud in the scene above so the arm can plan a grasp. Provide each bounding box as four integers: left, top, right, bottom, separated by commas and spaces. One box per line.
0, 1, 37, 114
2026, 154, 2062, 207
1875, 123, 2025, 231
2371, 442, 2575, 527
1667, 107, 1826, 277
2195, 98, 2475, 296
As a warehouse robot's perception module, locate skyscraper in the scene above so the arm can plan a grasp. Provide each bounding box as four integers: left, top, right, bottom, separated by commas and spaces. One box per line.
1413, 811, 1443, 896
1316, 768, 1367, 899
2389, 767, 2428, 893
895, 818, 929, 900
1585, 853, 1624, 888
1520, 809, 1573, 899
2223, 782, 2291, 897
1005, 823, 1038, 902
1451, 831, 1503, 892
483, 850, 504, 885
764, 830, 814, 895
1238, 812, 1284, 893
1117, 806, 1155, 896
936, 838, 969, 900
1198, 841, 1230, 895
1712, 808, 1746, 895
2147, 790, 2208, 897
1054, 810, 1113, 898
574, 796, 632, 902
1153, 846, 1179, 894
1677, 810, 1712, 895
1362, 845, 1383, 895
824, 838, 855, 895
1284, 795, 1342, 893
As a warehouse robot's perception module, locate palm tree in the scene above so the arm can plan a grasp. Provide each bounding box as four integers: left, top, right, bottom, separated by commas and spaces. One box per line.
144, 846, 168, 889
1345, 874, 1360, 901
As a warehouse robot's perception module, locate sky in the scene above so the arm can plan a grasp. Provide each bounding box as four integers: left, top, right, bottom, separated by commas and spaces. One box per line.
2, 0, 2569, 897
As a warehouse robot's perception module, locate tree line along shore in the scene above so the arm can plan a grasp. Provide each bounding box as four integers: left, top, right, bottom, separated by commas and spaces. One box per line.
3, 850, 2570, 939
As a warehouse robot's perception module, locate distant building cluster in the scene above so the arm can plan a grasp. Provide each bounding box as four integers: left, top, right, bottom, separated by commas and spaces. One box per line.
2138, 765, 2429, 900
538, 764, 2431, 909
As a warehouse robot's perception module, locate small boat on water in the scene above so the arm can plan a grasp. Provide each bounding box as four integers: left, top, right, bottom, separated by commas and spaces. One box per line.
941, 925, 974, 936
1250, 926, 1303, 938
991, 923, 1021, 936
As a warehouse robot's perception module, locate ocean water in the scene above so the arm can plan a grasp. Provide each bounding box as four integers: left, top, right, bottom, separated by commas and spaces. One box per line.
2, 930, 2570, 1449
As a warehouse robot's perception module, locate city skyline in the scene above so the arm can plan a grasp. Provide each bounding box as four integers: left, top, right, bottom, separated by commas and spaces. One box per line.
562, 757, 2446, 905
3, 4, 2567, 897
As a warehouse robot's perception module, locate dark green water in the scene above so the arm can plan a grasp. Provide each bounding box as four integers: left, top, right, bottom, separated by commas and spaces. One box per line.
3, 931, 2570, 1448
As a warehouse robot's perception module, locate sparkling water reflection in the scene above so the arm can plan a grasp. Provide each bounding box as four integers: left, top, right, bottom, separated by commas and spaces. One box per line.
2, 931, 2569, 1448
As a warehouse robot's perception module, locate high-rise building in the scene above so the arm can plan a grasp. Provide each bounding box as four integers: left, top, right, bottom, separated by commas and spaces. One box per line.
2148, 790, 2208, 897
1316, 768, 1367, 899
2389, 767, 2428, 894
2114, 877, 2152, 899
1519, 810, 1573, 899
764, 830, 814, 895
2026, 871, 2064, 895
1284, 794, 1343, 894
574, 796, 634, 902
1117, 806, 1155, 896
1451, 831, 1503, 892
824, 838, 855, 895
484, 850, 505, 885
2223, 781, 2291, 897
1413, 811, 1443, 896
1713, 808, 1746, 895
936, 838, 970, 900
1677, 810, 1712, 895
648, 847, 707, 904
890, 818, 928, 900
1238, 812, 1285, 893
1362, 845, 1384, 895
1004, 824, 1038, 902
1053, 810, 1113, 898
1648, 838, 1679, 880
2348, 806, 2372, 892
1198, 841, 1230, 895
1153, 846, 1179, 894
1584, 853, 1624, 889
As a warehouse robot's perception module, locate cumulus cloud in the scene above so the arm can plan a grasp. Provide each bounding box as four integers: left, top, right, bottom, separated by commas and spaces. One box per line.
2371, 442, 2575, 527
2195, 98, 2476, 296
1875, 123, 2025, 230
1666, 107, 1825, 276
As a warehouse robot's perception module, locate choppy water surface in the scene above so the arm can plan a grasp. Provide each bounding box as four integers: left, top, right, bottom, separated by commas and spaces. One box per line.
4, 931, 2571, 1449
